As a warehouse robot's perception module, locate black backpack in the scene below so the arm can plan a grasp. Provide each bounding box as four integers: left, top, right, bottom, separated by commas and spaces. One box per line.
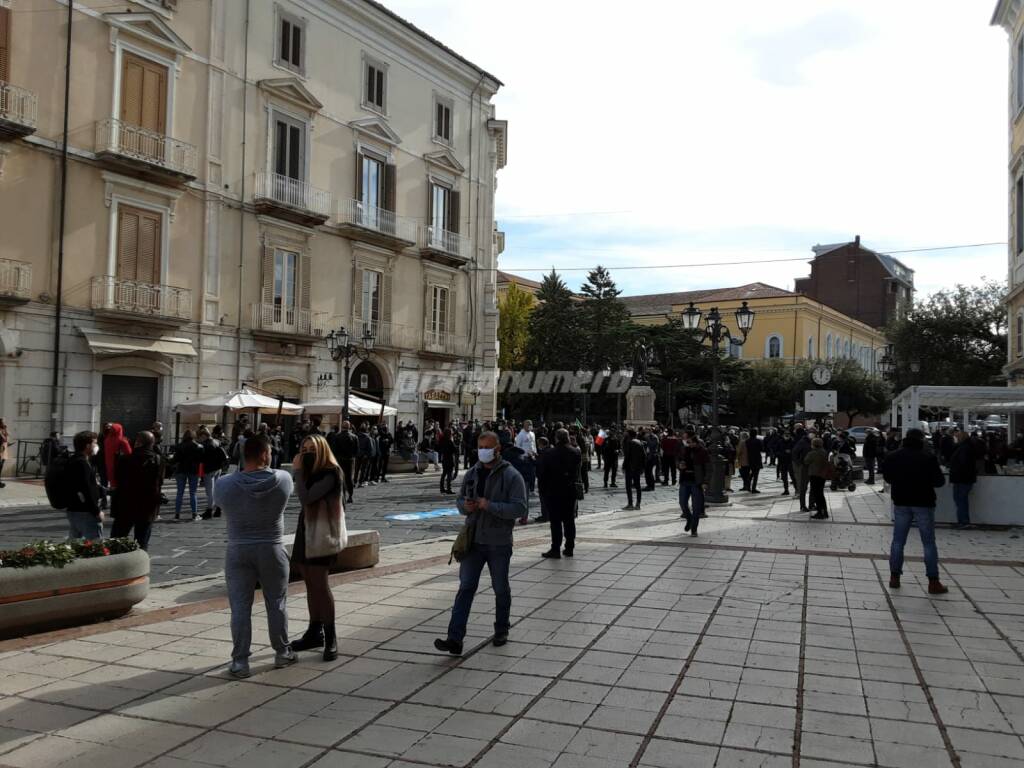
44, 449, 73, 510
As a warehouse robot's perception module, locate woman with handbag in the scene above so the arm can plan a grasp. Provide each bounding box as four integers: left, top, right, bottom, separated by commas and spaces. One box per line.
290, 434, 347, 661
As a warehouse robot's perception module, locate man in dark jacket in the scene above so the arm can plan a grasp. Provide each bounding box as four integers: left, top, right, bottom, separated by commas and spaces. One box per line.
329, 421, 358, 503
678, 429, 710, 536
745, 430, 763, 493
660, 429, 680, 486
537, 429, 582, 559
435, 432, 527, 656
65, 431, 103, 540
500, 437, 534, 524
622, 429, 647, 510
602, 431, 621, 488
642, 429, 661, 491
777, 430, 795, 495
949, 430, 977, 529
376, 425, 393, 483
111, 431, 164, 550
863, 429, 880, 484
792, 428, 813, 512
881, 428, 948, 594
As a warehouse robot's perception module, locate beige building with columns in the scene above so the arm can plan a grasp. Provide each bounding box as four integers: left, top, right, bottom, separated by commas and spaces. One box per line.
0, 0, 507, 460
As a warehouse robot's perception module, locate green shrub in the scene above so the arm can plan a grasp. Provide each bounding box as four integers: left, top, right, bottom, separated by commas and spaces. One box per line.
0, 538, 139, 569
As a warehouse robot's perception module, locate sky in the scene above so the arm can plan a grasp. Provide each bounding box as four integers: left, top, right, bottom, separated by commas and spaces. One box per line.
388, 0, 1011, 299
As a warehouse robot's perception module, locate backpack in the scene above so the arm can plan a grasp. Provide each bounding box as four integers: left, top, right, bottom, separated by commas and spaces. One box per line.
44, 449, 73, 510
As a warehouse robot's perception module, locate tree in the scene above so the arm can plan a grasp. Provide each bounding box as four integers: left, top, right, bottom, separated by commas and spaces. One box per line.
886, 280, 1007, 390
497, 282, 534, 370
578, 266, 633, 373
728, 361, 801, 425
792, 359, 891, 424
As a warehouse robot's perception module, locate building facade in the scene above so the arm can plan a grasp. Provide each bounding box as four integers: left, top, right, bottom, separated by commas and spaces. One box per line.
622, 282, 888, 371
793, 236, 914, 330
0, 0, 507, 463
993, 1, 1024, 395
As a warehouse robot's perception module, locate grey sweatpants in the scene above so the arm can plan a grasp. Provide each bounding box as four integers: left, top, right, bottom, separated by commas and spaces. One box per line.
225, 543, 290, 662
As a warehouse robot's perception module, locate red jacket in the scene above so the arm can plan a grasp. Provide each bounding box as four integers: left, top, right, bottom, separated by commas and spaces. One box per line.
104, 423, 133, 489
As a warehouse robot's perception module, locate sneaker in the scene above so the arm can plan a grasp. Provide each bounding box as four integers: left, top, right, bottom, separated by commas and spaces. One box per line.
274, 648, 298, 668
192, 513, 202, 522
228, 661, 251, 678
928, 579, 949, 595
889, 574, 900, 589
434, 638, 463, 656
492, 633, 509, 647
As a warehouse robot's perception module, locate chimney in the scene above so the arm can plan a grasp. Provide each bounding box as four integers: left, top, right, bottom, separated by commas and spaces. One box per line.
854, 235, 861, 247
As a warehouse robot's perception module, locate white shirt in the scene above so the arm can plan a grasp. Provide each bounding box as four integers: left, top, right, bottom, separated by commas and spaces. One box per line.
515, 428, 537, 456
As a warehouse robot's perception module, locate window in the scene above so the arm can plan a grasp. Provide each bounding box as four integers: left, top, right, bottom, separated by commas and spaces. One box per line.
728, 338, 742, 359
121, 52, 168, 134
844, 340, 850, 358
430, 285, 449, 335
276, 11, 304, 73
0, 6, 11, 83
273, 111, 305, 181
1017, 36, 1024, 110
808, 337, 814, 359
766, 335, 782, 359
363, 57, 387, 113
1017, 313, 1023, 357
116, 205, 163, 284
1016, 177, 1023, 254
434, 96, 452, 144
428, 182, 461, 242
361, 269, 381, 329
272, 248, 297, 321
360, 154, 383, 210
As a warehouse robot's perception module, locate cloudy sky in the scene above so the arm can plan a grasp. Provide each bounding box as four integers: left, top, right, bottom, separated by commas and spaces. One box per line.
390, 0, 1010, 299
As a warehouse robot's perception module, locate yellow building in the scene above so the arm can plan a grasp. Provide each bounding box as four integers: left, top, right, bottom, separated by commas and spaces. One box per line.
622, 282, 888, 370
993, 2, 1024, 397
496, 270, 542, 301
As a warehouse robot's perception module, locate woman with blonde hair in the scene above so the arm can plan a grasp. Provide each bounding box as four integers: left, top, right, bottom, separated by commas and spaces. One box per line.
290, 434, 347, 660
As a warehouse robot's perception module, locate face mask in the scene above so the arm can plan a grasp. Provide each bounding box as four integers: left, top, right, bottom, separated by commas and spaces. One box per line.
91, 443, 100, 456
477, 447, 496, 464
302, 453, 315, 472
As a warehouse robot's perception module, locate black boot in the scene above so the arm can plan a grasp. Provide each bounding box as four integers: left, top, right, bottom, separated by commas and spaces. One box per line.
290, 622, 324, 652
323, 624, 338, 661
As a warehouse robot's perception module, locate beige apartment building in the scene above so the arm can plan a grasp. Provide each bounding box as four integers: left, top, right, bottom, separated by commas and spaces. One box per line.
0, 0, 508, 458
994, 2, 1024, 411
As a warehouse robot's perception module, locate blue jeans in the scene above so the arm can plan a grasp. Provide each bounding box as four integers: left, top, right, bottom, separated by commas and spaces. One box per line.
447, 544, 512, 643
66, 510, 103, 540
679, 481, 705, 532
952, 483, 972, 526
175, 473, 200, 516
890, 506, 940, 579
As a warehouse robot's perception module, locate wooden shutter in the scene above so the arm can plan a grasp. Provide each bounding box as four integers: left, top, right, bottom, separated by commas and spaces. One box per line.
117, 206, 161, 283
381, 272, 392, 322
427, 183, 434, 227
136, 212, 161, 284
384, 164, 396, 212
121, 53, 167, 133
261, 246, 275, 306
121, 56, 144, 127
353, 267, 364, 320
448, 190, 461, 234
0, 7, 11, 84
446, 288, 456, 333
299, 252, 311, 310
354, 155, 363, 202
116, 208, 140, 280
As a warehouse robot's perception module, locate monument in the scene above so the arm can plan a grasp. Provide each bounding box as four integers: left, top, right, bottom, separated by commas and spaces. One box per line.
625, 337, 657, 427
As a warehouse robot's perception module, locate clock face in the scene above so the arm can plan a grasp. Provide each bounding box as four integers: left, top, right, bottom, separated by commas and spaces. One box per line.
812, 366, 831, 386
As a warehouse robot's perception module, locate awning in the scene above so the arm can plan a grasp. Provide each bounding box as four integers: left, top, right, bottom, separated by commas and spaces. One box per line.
424, 400, 456, 409
176, 388, 304, 415
81, 328, 197, 358
300, 396, 397, 417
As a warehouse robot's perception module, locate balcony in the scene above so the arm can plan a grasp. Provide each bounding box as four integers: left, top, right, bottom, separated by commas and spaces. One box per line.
422, 329, 469, 358
95, 119, 197, 182
420, 226, 471, 267
250, 303, 328, 341
354, 320, 421, 351
253, 171, 332, 227
0, 82, 37, 140
91, 276, 192, 326
336, 199, 417, 251
0, 259, 31, 307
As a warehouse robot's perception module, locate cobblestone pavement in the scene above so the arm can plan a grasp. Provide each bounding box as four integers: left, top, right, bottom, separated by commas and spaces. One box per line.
1, 469, 1023, 767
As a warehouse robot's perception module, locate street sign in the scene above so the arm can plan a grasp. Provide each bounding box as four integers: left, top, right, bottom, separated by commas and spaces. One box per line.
804, 389, 837, 413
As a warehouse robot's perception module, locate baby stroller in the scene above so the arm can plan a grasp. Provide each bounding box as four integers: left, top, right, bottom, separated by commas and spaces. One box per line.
829, 453, 856, 492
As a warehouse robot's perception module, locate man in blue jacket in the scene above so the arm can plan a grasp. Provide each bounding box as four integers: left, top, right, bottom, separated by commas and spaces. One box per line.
435, 431, 527, 656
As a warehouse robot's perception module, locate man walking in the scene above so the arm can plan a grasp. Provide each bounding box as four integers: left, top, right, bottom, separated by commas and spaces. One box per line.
660, 428, 680, 486
678, 429, 709, 536
199, 427, 227, 519
881, 428, 949, 595
602, 430, 621, 488
537, 428, 581, 558
643, 428, 661, 491
515, 420, 537, 458
216, 434, 297, 677
110, 431, 163, 550
863, 428, 879, 484
949, 429, 977, 529
622, 429, 646, 510
792, 427, 812, 512
64, 431, 104, 540
329, 421, 358, 503
435, 431, 527, 656
745, 429, 763, 493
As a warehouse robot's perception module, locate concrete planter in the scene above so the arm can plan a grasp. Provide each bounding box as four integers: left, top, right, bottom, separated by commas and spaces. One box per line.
0, 549, 150, 639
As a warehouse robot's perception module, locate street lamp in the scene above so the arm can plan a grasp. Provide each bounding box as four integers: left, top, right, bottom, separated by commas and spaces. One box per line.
680, 301, 755, 505
326, 326, 375, 423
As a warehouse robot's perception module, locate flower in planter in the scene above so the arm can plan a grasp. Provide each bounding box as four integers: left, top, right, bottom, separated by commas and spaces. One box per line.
0, 537, 139, 569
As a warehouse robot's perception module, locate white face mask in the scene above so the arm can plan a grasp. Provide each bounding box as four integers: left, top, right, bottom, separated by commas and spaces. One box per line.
477, 447, 496, 464
90, 443, 100, 456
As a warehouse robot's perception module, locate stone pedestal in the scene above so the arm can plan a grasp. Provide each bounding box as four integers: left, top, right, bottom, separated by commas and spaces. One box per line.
625, 385, 657, 427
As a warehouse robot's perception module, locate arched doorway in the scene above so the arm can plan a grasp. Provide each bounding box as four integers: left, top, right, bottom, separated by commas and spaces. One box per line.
350, 360, 385, 403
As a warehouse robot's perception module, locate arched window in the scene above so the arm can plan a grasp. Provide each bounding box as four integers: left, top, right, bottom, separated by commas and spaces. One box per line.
766, 334, 783, 359
843, 340, 850, 358
807, 337, 814, 359
826, 334, 833, 359
728, 338, 743, 359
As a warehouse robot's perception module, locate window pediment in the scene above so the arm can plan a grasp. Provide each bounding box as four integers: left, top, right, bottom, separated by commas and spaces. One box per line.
351, 117, 402, 147
424, 149, 465, 175
104, 12, 191, 55
258, 78, 323, 113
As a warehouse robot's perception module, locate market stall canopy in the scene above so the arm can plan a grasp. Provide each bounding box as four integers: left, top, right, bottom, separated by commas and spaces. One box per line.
300, 395, 397, 417
893, 386, 1024, 411
175, 388, 304, 415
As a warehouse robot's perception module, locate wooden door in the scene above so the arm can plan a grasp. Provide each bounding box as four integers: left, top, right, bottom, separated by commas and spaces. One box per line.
117, 206, 162, 284
121, 52, 167, 133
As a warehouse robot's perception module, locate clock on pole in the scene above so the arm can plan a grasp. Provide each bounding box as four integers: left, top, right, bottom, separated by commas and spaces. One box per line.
811, 365, 832, 386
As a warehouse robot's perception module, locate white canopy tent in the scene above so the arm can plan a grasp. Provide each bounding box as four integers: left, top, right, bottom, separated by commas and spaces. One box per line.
300, 395, 397, 418
175, 388, 304, 416
890, 385, 1024, 432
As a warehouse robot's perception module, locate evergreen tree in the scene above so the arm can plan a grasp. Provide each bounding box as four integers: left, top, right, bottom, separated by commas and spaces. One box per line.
578, 265, 633, 372
497, 282, 534, 370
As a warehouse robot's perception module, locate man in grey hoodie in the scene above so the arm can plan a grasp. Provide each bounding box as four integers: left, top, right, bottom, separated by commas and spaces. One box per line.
434, 431, 527, 656
216, 433, 296, 677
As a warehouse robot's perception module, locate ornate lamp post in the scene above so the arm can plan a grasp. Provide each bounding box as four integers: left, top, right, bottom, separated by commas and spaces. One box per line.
326, 326, 375, 423
680, 301, 755, 504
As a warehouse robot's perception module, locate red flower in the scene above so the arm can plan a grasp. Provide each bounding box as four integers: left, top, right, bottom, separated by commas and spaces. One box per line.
103, 548, 110, 555
82, 540, 92, 547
